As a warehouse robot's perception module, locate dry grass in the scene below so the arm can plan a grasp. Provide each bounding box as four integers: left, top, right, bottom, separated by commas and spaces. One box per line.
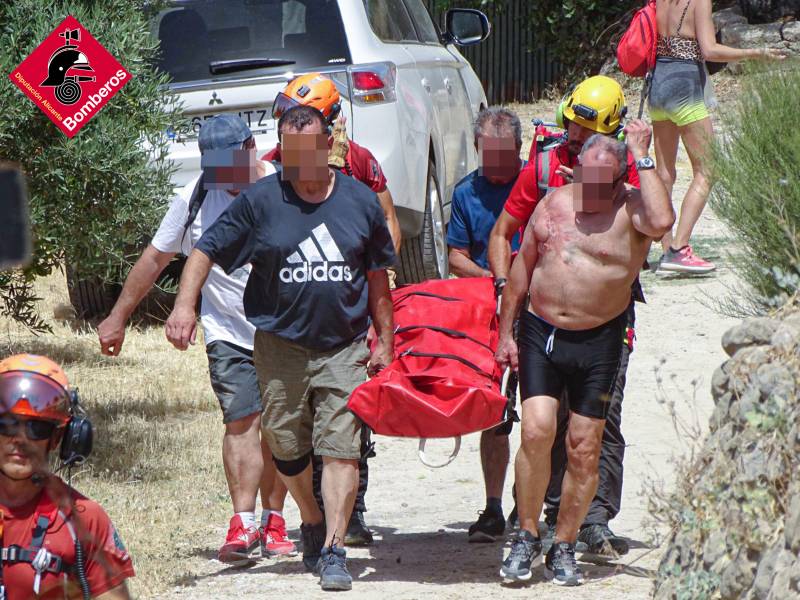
0, 269, 230, 598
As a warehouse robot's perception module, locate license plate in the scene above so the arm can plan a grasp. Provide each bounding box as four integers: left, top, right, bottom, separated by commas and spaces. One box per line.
173, 108, 276, 140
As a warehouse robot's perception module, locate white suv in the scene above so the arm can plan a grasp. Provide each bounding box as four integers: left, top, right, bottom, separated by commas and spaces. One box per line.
150, 0, 489, 282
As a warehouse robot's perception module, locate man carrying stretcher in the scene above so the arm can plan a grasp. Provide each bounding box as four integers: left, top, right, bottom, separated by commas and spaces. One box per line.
495, 120, 673, 586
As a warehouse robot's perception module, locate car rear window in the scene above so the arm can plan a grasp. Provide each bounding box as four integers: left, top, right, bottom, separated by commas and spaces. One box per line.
151, 0, 352, 84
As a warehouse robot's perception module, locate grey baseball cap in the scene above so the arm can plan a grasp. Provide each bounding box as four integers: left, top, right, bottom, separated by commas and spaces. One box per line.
198, 114, 252, 152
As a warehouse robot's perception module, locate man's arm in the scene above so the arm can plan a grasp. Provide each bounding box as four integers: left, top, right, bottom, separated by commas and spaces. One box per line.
624, 119, 675, 238
164, 249, 214, 350
377, 189, 402, 254
98, 245, 176, 356
96, 583, 131, 600
495, 211, 540, 372
366, 269, 394, 376
448, 247, 491, 278
488, 209, 524, 279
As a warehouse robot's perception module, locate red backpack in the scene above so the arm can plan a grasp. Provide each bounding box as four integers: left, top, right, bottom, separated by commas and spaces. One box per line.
617, 0, 657, 77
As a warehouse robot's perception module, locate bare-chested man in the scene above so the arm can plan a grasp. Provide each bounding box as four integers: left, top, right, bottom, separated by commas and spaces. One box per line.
496, 120, 674, 586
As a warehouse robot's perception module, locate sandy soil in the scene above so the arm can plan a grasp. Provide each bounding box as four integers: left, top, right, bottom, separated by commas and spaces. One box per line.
154, 134, 740, 599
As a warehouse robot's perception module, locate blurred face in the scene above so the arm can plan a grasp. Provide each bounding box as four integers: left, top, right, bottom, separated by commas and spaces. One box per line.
566, 120, 597, 156
477, 135, 521, 185
279, 121, 329, 183
201, 137, 259, 196
573, 148, 625, 213
0, 414, 55, 480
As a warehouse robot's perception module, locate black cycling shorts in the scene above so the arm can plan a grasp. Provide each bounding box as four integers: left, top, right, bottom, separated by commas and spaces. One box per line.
518, 309, 626, 419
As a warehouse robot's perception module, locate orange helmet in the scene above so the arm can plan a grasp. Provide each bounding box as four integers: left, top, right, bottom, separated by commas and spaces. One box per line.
0, 354, 71, 425
272, 73, 341, 122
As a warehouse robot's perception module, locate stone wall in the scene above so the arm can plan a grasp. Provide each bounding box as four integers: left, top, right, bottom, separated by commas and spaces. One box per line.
654, 312, 800, 599
715, 5, 800, 70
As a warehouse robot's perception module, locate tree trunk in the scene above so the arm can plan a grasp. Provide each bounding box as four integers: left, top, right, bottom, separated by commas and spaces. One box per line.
738, 0, 800, 23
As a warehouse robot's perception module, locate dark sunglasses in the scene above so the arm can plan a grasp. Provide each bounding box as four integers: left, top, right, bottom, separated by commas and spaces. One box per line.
0, 415, 58, 441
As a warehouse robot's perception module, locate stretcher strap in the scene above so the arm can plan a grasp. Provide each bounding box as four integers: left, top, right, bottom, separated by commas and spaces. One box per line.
394, 291, 462, 304
398, 350, 495, 380
394, 325, 494, 353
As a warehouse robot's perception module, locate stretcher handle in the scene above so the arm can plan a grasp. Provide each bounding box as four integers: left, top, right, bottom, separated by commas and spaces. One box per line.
418, 437, 461, 469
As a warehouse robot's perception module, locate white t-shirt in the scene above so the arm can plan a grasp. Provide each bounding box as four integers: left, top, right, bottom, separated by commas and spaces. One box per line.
151, 162, 276, 350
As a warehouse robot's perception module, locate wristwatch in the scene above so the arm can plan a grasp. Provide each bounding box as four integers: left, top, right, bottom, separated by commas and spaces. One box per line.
636, 156, 656, 171
493, 278, 507, 297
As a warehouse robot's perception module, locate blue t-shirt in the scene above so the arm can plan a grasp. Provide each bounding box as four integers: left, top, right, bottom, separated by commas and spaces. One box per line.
195, 171, 396, 350
447, 168, 524, 270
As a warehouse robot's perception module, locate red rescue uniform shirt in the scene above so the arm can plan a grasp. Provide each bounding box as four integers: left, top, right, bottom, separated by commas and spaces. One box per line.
261, 139, 388, 193
0, 479, 134, 599
504, 143, 642, 226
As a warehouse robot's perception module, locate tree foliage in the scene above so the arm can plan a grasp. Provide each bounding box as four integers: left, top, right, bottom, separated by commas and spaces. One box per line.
0, 1, 182, 331
709, 63, 800, 313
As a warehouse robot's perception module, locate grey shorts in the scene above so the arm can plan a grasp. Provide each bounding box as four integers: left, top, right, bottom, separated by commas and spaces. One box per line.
253, 331, 369, 461
205, 340, 262, 424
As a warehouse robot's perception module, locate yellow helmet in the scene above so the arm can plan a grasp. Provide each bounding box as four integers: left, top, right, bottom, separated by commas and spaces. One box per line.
557, 75, 627, 135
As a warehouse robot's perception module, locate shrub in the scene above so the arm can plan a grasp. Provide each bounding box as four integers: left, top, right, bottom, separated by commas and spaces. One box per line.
709, 63, 800, 313
0, 0, 182, 331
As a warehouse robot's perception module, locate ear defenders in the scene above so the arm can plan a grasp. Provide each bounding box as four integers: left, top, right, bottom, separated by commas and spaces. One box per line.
555, 91, 628, 142
59, 389, 93, 466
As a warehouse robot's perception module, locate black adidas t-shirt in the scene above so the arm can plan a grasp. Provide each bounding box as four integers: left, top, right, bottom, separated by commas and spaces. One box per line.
195, 171, 396, 350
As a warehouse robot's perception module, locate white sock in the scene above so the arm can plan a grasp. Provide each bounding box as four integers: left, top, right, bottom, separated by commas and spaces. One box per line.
236, 511, 256, 530
261, 509, 282, 524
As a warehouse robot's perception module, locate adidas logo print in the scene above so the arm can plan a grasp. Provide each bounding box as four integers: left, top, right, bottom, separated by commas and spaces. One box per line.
279, 223, 353, 283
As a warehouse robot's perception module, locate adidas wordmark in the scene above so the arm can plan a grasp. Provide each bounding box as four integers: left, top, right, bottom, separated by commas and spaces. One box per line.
279, 224, 354, 284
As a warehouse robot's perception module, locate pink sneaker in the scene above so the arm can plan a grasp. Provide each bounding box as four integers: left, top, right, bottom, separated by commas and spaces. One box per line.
261, 513, 297, 557
218, 515, 259, 566
659, 245, 716, 274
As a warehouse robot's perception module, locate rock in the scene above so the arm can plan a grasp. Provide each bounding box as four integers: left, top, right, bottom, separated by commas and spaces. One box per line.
722, 319, 780, 357
755, 363, 796, 404
786, 495, 800, 552
755, 545, 796, 599
703, 529, 728, 568
771, 320, 800, 352
767, 561, 800, 600
783, 20, 800, 43
737, 386, 763, 419
712, 362, 732, 398
714, 6, 747, 31
740, 444, 769, 483
720, 550, 757, 599
721, 21, 784, 47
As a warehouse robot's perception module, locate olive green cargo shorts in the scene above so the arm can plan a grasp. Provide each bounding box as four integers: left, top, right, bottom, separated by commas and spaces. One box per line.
253, 330, 369, 461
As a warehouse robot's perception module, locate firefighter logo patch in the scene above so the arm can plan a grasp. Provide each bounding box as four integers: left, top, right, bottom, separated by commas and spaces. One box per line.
8, 15, 131, 138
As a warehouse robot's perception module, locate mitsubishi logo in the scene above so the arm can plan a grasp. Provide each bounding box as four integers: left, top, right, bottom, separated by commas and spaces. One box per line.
209, 91, 223, 106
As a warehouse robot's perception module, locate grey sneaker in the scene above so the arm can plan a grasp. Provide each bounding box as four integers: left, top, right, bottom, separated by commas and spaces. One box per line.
545, 541, 584, 586
576, 524, 629, 557
500, 530, 542, 582
300, 521, 326, 572
318, 545, 352, 591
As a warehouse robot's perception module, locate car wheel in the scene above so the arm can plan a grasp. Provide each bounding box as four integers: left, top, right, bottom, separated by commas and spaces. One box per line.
397, 159, 448, 283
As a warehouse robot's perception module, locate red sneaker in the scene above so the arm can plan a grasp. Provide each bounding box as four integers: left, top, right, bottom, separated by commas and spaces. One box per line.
261, 513, 298, 557
658, 245, 716, 274
218, 515, 259, 566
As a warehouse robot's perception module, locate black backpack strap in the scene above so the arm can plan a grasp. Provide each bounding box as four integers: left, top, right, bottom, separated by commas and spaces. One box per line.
181, 173, 208, 249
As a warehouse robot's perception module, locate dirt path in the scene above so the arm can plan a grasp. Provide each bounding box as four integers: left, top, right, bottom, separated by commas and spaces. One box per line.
154, 143, 740, 599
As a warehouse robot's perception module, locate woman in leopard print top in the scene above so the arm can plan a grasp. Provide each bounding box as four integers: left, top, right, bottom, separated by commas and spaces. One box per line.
648, 0, 785, 274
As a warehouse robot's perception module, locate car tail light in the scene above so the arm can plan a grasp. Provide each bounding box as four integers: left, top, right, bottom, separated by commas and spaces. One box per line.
349, 62, 396, 105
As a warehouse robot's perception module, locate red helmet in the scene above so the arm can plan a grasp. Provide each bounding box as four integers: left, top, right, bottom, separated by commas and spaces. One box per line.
0, 354, 71, 425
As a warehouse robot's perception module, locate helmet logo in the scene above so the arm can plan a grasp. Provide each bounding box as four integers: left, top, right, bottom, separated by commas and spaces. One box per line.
297, 84, 311, 98
39, 28, 96, 106
209, 91, 223, 106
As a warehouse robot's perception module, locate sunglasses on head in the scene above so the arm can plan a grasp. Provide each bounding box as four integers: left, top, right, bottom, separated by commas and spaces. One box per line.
0, 415, 58, 441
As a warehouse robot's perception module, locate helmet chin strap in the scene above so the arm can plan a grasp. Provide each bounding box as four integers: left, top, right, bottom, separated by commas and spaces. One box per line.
0, 466, 46, 484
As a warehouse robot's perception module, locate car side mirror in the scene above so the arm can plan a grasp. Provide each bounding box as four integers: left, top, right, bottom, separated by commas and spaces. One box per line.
443, 9, 490, 47
0, 164, 31, 271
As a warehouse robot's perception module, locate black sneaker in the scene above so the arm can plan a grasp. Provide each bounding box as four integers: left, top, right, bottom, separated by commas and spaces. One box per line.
468, 509, 505, 543
545, 541, 584, 586
499, 530, 542, 581
318, 544, 352, 591
576, 524, 629, 556
345, 510, 374, 546
300, 521, 326, 572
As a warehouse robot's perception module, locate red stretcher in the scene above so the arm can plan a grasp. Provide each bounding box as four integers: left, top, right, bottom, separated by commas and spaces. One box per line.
348, 277, 517, 468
